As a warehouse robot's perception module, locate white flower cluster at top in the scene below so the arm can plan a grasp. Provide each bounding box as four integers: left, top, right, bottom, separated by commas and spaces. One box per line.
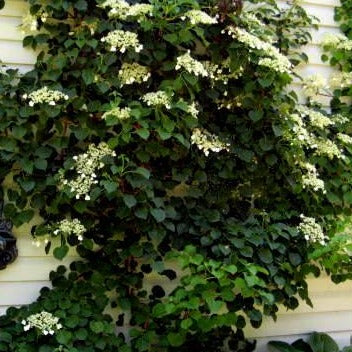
223, 27, 292, 74
298, 215, 328, 245
21, 11, 48, 33
102, 106, 131, 121
101, 30, 143, 53
302, 74, 327, 98
22, 312, 62, 335
191, 128, 230, 156
142, 91, 172, 109
118, 63, 151, 86
329, 71, 352, 89
62, 142, 116, 200
337, 132, 352, 145
101, 0, 153, 21
300, 162, 325, 193
23, 87, 69, 107
321, 33, 352, 50
297, 106, 334, 130
175, 51, 208, 77
181, 9, 217, 25
53, 218, 86, 241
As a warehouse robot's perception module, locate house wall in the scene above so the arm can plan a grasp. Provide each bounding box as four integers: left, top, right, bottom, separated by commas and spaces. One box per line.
1, 1, 352, 351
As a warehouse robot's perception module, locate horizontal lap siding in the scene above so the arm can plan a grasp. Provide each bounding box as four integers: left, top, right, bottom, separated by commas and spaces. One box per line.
1, 1, 351, 351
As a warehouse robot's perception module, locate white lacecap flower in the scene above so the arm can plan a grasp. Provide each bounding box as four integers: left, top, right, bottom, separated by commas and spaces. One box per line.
182, 9, 217, 25
23, 311, 62, 336
102, 106, 131, 121
225, 26, 291, 74
175, 51, 208, 77
53, 218, 86, 241
118, 63, 151, 86
60, 143, 116, 200
101, 30, 143, 53
100, 0, 153, 20
302, 74, 327, 98
329, 71, 352, 89
191, 128, 230, 156
298, 215, 328, 245
142, 91, 172, 108
24, 87, 68, 106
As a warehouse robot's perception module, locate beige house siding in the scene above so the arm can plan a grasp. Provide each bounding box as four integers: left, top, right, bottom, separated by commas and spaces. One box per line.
1, 1, 352, 351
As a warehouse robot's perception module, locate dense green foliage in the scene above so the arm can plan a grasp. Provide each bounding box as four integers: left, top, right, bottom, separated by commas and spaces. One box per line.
0, 0, 352, 350
269, 331, 352, 352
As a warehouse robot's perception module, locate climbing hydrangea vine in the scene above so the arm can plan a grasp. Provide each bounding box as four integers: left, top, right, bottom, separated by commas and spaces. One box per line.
0, 0, 352, 351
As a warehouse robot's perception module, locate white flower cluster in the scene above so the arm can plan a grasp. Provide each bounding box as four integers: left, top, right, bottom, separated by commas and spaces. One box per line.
321, 33, 352, 50
241, 12, 264, 27
53, 219, 86, 241
204, 60, 244, 85
21, 11, 48, 33
101, 0, 153, 21
62, 143, 116, 200
301, 162, 325, 192
101, 30, 143, 53
181, 10, 217, 25
329, 71, 352, 89
142, 91, 172, 109
337, 132, 352, 145
331, 113, 349, 125
297, 106, 334, 129
313, 138, 343, 159
118, 63, 151, 86
175, 51, 208, 77
187, 102, 199, 118
258, 57, 292, 74
22, 312, 62, 335
223, 27, 291, 74
191, 128, 230, 156
298, 215, 328, 245
102, 106, 131, 121
21, 13, 39, 32
290, 113, 314, 144
32, 236, 50, 248
23, 87, 69, 107
302, 74, 327, 98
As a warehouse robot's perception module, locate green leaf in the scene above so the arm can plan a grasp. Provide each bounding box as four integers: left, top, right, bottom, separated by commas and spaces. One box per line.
75, 0, 88, 11
82, 69, 95, 85
180, 318, 193, 329
167, 332, 185, 347
53, 245, 69, 260
134, 167, 151, 179
150, 208, 166, 222
249, 110, 264, 122
268, 341, 303, 352
34, 158, 48, 170
208, 300, 224, 314
56, 330, 73, 345
90, 321, 105, 334
136, 129, 150, 140
258, 248, 273, 264
123, 194, 137, 208
308, 332, 339, 352
101, 180, 118, 194
0, 332, 12, 343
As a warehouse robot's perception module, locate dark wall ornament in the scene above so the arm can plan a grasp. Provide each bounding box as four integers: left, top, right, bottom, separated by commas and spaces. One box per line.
0, 201, 18, 270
